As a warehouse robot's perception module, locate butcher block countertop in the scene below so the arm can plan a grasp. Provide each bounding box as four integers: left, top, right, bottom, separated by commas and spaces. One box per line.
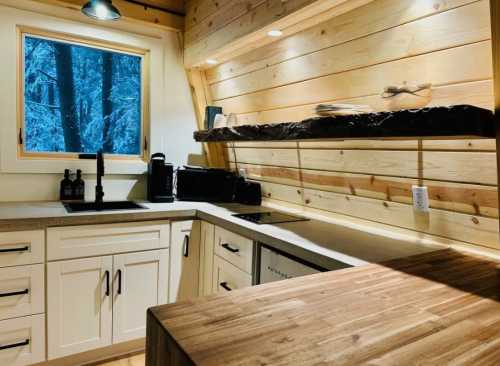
146, 249, 500, 366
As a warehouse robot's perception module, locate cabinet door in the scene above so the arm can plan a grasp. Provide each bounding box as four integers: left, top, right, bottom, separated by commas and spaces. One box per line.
112, 249, 168, 344
199, 221, 215, 296
47, 257, 112, 360
169, 220, 200, 303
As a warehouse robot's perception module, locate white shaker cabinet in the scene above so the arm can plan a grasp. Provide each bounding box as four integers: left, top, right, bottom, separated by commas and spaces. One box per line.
0, 230, 46, 366
112, 249, 169, 344
212, 256, 252, 294
0, 314, 45, 366
0, 264, 44, 321
47, 221, 170, 360
169, 220, 201, 302
47, 256, 113, 359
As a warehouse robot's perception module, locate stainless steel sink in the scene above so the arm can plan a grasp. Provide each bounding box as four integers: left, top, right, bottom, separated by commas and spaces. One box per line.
64, 201, 147, 213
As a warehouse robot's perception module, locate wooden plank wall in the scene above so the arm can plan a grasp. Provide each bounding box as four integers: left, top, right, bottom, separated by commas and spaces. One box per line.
183, 0, 375, 67
200, 0, 500, 250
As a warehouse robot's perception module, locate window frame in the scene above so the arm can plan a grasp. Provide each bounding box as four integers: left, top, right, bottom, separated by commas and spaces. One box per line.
17, 26, 150, 162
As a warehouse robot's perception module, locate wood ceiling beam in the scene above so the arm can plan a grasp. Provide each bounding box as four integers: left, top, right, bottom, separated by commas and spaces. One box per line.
133, 0, 184, 14
35, 0, 184, 31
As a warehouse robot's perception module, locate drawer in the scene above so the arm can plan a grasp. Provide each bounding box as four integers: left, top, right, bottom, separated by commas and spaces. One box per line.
47, 221, 170, 260
214, 226, 253, 274
0, 314, 46, 366
0, 231, 44, 268
213, 256, 252, 293
0, 264, 44, 321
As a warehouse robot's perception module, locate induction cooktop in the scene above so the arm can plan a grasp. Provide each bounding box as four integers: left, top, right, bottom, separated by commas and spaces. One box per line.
232, 211, 310, 225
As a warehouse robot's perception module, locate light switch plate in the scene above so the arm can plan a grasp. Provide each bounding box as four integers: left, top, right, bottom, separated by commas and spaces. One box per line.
412, 185, 430, 212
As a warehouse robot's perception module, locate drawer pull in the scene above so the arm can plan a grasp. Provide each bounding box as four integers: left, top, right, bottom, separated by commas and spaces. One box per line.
104, 270, 110, 297
117, 269, 122, 295
219, 282, 232, 291
221, 243, 239, 253
0, 338, 29, 351
0, 289, 29, 298
0, 246, 29, 254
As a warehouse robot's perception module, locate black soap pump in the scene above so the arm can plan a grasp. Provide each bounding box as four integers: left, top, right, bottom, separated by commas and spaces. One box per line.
72, 169, 85, 201
60, 169, 73, 201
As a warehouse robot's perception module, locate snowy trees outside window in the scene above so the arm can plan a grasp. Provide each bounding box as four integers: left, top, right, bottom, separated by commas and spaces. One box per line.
23, 34, 143, 156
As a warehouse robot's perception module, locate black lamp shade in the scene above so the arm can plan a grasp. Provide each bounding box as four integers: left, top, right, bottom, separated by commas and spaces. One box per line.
82, 0, 121, 20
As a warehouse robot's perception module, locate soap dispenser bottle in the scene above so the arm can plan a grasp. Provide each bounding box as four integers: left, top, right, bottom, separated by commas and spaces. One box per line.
60, 169, 73, 201
72, 169, 85, 201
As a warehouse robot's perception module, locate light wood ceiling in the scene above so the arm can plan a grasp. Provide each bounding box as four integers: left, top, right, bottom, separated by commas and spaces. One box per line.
129, 0, 185, 15
35, 0, 185, 30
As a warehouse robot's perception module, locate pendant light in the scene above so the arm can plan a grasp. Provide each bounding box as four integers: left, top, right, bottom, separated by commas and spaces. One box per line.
82, 0, 121, 21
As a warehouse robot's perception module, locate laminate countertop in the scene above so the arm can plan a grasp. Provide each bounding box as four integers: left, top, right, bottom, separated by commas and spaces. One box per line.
0, 201, 445, 268
146, 249, 500, 366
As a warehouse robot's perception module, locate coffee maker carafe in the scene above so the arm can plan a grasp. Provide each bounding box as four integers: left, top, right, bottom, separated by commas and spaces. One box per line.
147, 153, 174, 203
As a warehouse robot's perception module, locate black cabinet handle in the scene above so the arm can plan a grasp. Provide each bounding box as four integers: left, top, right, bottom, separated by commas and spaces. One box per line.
221, 243, 239, 253
0, 289, 29, 298
0, 339, 29, 351
0, 246, 29, 254
219, 282, 232, 291
183, 235, 190, 258
104, 270, 110, 297
117, 269, 122, 295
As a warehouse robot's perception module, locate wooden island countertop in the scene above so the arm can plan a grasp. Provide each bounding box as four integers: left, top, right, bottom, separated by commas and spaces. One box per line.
146, 249, 500, 366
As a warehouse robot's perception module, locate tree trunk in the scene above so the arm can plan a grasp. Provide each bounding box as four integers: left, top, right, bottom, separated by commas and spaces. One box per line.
102, 53, 114, 153
54, 43, 81, 152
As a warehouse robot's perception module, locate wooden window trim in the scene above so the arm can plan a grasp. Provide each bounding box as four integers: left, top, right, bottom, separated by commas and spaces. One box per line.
16, 25, 151, 163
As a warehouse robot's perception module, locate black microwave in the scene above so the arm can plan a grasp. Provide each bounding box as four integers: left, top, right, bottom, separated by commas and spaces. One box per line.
176, 167, 237, 202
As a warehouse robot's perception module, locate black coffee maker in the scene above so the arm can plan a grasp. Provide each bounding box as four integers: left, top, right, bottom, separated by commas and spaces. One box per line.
147, 153, 174, 203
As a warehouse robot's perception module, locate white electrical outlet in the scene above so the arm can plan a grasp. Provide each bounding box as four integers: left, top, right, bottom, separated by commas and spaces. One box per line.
412, 185, 430, 212
238, 168, 247, 179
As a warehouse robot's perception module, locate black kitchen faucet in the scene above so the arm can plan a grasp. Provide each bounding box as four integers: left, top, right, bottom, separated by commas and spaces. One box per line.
95, 150, 105, 209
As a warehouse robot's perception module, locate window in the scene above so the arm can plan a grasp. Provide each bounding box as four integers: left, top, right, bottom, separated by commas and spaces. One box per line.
20, 29, 147, 158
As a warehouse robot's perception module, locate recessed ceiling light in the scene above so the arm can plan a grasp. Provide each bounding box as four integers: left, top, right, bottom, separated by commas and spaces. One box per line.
267, 30, 283, 37
206, 59, 218, 65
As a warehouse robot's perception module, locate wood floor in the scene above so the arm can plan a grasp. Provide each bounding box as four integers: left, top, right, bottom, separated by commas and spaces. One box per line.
94, 353, 145, 366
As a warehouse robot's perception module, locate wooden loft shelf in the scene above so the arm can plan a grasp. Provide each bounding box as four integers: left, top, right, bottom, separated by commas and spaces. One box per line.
194, 105, 496, 142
